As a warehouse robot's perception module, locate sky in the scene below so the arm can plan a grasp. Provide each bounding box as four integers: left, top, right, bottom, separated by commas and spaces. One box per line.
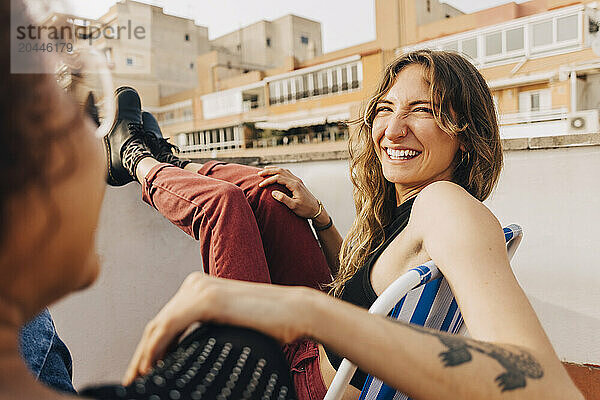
58, 0, 529, 53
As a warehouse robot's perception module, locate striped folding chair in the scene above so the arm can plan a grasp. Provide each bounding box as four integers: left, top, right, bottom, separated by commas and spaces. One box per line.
323, 224, 523, 400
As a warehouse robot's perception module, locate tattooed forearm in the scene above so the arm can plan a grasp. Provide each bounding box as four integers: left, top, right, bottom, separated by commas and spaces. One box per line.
403, 323, 544, 392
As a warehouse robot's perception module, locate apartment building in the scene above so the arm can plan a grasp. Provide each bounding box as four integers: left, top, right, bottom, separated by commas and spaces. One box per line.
398, 0, 600, 139
147, 0, 600, 156
55, 0, 324, 110
210, 15, 322, 72
82, 0, 211, 106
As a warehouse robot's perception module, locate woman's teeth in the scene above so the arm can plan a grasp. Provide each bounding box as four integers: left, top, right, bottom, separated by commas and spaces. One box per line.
386, 148, 420, 160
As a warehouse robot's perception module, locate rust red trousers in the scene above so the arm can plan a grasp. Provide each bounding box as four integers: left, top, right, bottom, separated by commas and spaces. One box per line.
141, 160, 332, 289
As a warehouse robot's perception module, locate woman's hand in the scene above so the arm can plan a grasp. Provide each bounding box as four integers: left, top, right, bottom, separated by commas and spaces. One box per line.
258, 166, 321, 219
123, 272, 316, 385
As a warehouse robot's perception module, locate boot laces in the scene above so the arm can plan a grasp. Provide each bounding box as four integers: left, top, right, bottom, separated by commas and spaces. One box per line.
127, 122, 145, 137
153, 137, 180, 154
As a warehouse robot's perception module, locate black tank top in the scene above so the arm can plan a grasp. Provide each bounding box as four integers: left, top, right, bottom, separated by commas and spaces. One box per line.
323, 197, 415, 390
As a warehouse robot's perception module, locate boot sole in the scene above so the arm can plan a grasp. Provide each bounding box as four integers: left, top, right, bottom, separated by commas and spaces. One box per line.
104, 86, 139, 186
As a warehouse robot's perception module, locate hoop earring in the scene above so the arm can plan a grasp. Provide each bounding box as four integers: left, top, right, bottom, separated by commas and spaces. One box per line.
460, 150, 471, 166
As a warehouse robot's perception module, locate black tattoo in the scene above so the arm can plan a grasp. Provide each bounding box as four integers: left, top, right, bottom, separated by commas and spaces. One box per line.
405, 324, 544, 392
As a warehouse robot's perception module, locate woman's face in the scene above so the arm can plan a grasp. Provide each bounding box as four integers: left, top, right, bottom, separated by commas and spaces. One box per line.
2, 100, 107, 311
371, 64, 461, 200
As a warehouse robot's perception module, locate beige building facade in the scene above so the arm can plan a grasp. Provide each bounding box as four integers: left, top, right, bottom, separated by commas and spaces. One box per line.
89, 0, 210, 106
210, 15, 323, 72
91, 0, 597, 160
150, 0, 599, 158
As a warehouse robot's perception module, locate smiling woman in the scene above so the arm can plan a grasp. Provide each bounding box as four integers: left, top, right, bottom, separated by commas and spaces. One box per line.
336, 50, 502, 298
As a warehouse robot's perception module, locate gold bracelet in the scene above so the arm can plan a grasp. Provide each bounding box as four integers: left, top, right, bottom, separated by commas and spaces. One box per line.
311, 200, 323, 220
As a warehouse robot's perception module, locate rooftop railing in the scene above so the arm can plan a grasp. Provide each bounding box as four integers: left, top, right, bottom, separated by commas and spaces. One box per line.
500, 108, 568, 125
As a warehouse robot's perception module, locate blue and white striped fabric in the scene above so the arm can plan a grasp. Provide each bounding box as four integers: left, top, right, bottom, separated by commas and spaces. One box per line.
358, 274, 463, 400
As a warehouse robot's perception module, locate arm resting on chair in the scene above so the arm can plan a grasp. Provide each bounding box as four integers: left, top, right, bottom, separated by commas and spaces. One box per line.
307, 290, 583, 400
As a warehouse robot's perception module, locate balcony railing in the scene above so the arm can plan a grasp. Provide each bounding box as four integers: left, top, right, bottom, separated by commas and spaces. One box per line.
500, 108, 568, 125
180, 140, 244, 153
252, 129, 349, 149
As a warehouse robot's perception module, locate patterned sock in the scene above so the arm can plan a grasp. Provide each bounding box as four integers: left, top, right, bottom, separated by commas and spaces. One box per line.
121, 136, 153, 181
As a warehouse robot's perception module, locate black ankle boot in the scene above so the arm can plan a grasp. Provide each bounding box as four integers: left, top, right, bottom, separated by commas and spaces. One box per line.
104, 87, 146, 186
142, 111, 191, 169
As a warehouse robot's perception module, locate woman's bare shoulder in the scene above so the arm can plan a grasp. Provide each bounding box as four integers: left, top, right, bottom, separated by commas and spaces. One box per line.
410, 180, 502, 242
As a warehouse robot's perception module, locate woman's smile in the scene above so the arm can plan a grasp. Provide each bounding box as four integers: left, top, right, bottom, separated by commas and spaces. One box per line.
384, 147, 422, 161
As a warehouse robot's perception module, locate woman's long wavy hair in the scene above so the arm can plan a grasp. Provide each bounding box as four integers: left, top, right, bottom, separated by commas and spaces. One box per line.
332, 49, 503, 297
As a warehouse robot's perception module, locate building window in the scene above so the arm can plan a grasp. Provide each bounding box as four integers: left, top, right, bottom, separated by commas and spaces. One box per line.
531, 20, 553, 47
427, 0, 431, 12
461, 38, 478, 59
341, 67, 348, 91
294, 77, 303, 100
351, 64, 359, 89
302, 75, 309, 98
287, 80, 293, 102
266, 37, 271, 47
312, 72, 320, 95
267, 62, 361, 105
126, 56, 134, 66
506, 27, 524, 52
185, 34, 190, 41
301, 35, 309, 45
236, 44, 241, 52
408, 9, 581, 67
269, 62, 362, 104
519, 89, 551, 113
530, 93, 540, 112
190, 62, 194, 69
271, 82, 280, 105
443, 41, 458, 51
485, 31, 502, 56
331, 68, 339, 93
320, 70, 329, 94
557, 14, 578, 42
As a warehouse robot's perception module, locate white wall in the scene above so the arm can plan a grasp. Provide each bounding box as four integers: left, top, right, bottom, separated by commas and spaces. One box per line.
51, 145, 600, 389
51, 185, 202, 387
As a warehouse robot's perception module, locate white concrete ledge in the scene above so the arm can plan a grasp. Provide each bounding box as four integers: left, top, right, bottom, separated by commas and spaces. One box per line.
188, 133, 600, 165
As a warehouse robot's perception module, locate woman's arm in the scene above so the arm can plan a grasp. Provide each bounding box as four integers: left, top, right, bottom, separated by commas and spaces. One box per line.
410, 181, 552, 348
258, 166, 343, 275
123, 274, 582, 400
307, 289, 582, 400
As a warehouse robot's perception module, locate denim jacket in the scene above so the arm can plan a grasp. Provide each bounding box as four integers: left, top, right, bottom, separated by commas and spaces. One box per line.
19, 309, 76, 394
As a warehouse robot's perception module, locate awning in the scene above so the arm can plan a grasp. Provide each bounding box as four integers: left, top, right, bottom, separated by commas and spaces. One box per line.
254, 106, 352, 130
